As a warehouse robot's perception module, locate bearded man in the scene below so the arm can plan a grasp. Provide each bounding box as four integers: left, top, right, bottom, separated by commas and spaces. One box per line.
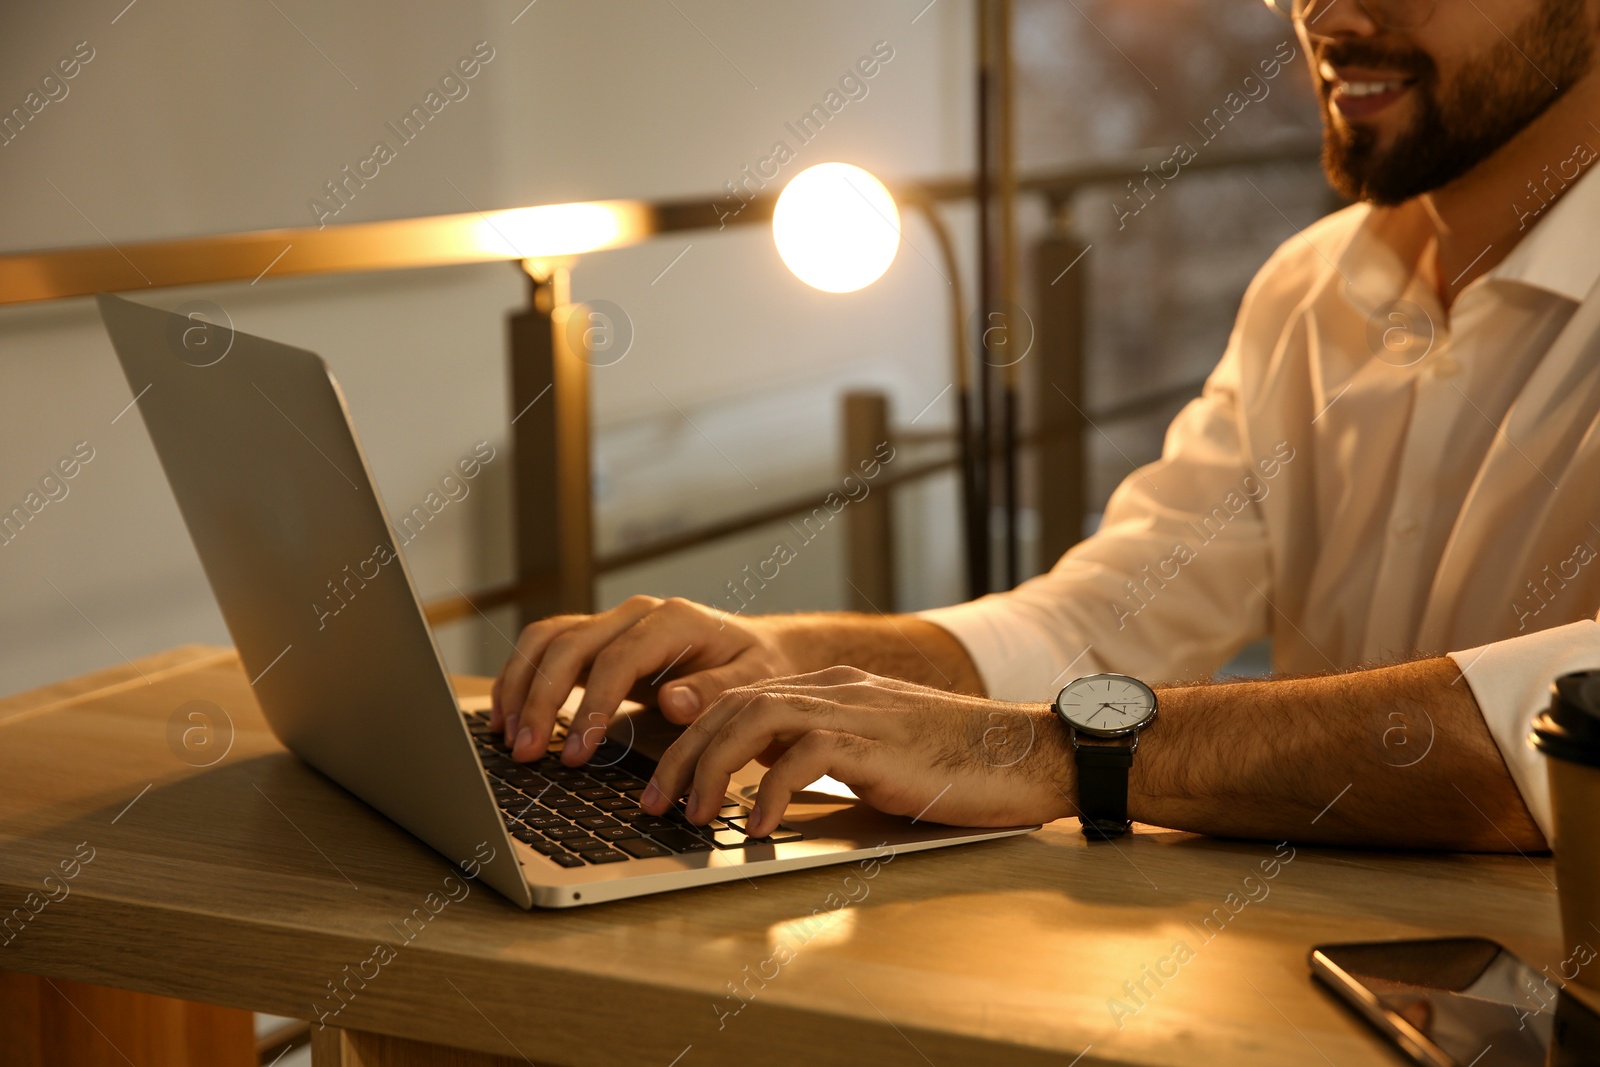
489, 0, 1600, 852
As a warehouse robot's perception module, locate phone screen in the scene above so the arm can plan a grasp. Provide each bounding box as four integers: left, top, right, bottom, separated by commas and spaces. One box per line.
1311, 937, 1600, 1067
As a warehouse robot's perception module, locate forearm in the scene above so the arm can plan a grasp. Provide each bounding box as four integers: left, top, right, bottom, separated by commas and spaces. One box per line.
1119, 657, 1547, 851
765, 614, 986, 696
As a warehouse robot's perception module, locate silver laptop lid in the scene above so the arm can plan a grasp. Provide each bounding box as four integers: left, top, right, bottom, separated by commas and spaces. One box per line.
96, 294, 528, 907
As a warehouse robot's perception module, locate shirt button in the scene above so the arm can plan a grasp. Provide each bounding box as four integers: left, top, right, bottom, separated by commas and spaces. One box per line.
1394, 517, 1419, 538
1429, 358, 1461, 379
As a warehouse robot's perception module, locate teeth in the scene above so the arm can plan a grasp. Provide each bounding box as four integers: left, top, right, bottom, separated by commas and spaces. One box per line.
1341, 80, 1402, 97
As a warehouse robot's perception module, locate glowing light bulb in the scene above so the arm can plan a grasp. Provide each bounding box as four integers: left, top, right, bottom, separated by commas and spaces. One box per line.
772, 163, 900, 293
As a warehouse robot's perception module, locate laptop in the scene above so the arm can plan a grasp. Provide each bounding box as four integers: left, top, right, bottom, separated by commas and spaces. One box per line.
96, 293, 1036, 908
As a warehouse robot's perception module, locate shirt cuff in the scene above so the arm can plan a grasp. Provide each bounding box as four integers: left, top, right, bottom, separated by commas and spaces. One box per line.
1449, 618, 1600, 843
917, 597, 1099, 703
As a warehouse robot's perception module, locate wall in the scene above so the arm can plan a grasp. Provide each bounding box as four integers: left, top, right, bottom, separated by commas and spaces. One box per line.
0, 0, 977, 696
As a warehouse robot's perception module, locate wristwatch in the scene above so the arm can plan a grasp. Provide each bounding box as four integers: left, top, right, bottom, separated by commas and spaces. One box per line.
1053, 673, 1158, 840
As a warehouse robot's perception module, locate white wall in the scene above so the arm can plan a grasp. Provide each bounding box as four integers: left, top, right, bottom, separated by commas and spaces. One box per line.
0, 1, 976, 696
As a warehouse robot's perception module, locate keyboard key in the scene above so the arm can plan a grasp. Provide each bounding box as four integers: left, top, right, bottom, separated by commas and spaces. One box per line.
611, 777, 648, 791
547, 852, 586, 868
575, 815, 620, 830
555, 805, 599, 822
509, 825, 541, 844
592, 825, 642, 842
582, 849, 630, 865
766, 826, 804, 843
631, 816, 677, 833
586, 767, 627, 782
648, 829, 714, 853
575, 787, 613, 801
712, 829, 767, 849
564, 837, 611, 852
592, 797, 635, 813
677, 797, 745, 817
527, 838, 567, 856
521, 813, 566, 830
542, 825, 587, 841
616, 838, 672, 859
503, 769, 544, 787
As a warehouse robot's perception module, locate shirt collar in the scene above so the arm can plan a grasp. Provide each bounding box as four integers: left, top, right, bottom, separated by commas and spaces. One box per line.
1334, 154, 1600, 313
1487, 159, 1600, 303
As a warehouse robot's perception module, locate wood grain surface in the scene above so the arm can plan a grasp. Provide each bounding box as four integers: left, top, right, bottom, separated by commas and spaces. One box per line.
0, 647, 1566, 1066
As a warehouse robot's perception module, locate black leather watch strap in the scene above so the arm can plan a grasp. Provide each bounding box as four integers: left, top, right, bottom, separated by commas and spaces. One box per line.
1073, 741, 1134, 840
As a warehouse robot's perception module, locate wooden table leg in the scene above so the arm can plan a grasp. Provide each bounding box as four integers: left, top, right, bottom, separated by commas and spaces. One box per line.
0, 968, 256, 1066
312, 1026, 532, 1066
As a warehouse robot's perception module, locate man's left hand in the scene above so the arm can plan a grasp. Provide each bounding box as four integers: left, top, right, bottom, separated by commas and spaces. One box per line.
637, 667, 1072, 837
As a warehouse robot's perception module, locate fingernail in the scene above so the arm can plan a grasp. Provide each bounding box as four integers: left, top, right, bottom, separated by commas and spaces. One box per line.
641, 779, 663, 808
747, 804, 764, 835
515, 726, 532, 753
686, 790, 700, 819
663, 686, 701, 718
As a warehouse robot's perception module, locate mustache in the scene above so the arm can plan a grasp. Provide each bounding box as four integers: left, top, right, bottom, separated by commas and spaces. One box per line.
1317, 40, 1436, 80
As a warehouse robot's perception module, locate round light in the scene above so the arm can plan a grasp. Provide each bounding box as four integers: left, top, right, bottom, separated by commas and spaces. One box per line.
772, 163, 900, 293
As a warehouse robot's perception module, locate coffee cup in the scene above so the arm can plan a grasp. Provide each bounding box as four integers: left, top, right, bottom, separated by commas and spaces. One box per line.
1532, 670, 1600, 997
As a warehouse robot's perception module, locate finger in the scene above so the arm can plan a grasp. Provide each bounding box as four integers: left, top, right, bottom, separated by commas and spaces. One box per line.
658, 653, 772, 724
507, 597, 661, 756
563, 610, 716, 764
495, 613, 585, 739
489, 675, 505, 730
685, 693, 839, 822
638, 688, 756, 816
747, 731, 883, 837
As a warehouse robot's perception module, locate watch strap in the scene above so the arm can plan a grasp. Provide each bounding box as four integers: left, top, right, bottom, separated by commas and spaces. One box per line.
1073, 740, 1134, 840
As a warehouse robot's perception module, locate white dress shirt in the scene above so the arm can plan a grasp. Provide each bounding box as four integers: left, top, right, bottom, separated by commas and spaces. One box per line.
923, 166, 1600, 839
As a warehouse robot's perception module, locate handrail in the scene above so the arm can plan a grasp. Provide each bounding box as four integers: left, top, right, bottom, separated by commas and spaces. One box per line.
0, 142, 1321, 306
420, 371, 1212, 624
1, 144, 1312, 627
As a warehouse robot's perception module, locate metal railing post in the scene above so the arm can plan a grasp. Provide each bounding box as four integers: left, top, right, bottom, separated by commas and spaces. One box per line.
843, 391, 895, 613
1033, 204, 1090, 569
507, 264, 594, 629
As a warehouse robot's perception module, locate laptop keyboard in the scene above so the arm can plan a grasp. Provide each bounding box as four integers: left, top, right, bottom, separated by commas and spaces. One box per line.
464, 710, 802, 868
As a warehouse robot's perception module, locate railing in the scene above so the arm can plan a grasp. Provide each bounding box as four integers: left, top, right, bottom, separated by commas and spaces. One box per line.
0, 141, 1324, 629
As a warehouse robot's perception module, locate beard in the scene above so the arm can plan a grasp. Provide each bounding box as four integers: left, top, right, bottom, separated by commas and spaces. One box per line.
1318, 0, 1594, 205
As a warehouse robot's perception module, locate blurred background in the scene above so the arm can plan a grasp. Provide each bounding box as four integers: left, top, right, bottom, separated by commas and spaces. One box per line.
0, 0, 1329, 703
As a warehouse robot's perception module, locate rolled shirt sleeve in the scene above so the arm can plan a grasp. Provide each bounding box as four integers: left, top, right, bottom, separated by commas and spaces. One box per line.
919, 346, 1276, 702
918, 248, 1296, 703
1449, 615, 1600, 842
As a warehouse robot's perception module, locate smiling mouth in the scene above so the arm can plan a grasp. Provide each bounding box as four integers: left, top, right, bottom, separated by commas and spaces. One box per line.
1320, 60, 1419, 120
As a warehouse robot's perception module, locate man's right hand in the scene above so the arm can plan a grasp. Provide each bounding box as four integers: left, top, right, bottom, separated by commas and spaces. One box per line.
489, 596, 800, 766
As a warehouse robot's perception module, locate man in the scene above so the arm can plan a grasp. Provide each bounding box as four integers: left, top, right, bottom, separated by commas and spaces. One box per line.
492, 0, 1600, 850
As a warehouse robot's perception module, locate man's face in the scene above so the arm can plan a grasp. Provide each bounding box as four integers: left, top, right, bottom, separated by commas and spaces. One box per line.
1306, 0, 1594, 204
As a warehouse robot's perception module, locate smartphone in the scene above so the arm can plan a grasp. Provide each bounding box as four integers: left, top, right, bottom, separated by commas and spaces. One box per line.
1310, 937, 1600, 1067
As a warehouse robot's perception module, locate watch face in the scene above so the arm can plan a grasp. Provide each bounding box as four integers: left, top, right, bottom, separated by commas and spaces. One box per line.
1055, 674, 1158, 737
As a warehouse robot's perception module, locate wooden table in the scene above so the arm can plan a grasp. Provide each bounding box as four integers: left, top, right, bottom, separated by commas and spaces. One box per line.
0, 646, 1566, 1066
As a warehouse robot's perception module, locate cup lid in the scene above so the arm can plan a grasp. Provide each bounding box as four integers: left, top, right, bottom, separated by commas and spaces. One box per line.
1531, 670, 1600, 769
